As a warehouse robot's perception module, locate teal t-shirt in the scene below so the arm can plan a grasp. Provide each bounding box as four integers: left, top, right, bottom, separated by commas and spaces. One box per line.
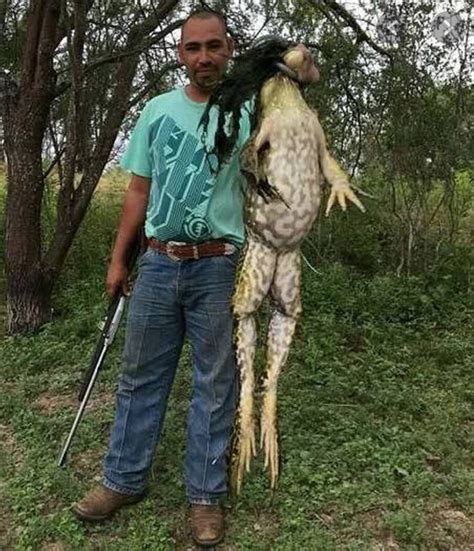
120, 87, 250, 247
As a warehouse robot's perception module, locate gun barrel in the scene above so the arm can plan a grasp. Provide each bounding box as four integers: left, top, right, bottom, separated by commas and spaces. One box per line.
58, 294, 126, 467
57, 233, 142, 468
57, 344, 109, 467
77, 295, 125, 402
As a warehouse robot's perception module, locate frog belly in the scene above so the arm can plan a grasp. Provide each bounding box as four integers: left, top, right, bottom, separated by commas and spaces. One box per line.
246, 194, 319, 248
246, 165, 321, 249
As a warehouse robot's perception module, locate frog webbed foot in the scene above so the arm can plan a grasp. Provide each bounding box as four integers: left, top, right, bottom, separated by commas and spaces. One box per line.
233, 403, 257, 494
261, 387, 279, 488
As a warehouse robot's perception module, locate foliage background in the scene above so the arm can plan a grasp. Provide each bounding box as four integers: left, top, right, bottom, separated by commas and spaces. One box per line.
1, 164, 473, 548
1, 0, 473, 547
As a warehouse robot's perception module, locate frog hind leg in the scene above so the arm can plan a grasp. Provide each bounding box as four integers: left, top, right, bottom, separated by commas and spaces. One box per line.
231, 235, 277, 494
261, 248, 302, 489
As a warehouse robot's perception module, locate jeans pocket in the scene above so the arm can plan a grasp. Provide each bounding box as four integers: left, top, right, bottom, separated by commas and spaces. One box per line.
138, 247, 165, 269
220, 250, 240, 268
138, 247, 153, 267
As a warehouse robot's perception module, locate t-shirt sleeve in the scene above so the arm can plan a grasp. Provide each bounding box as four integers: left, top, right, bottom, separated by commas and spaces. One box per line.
120, 101, 155, 177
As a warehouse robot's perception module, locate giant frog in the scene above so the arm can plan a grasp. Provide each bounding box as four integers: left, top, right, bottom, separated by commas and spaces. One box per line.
204, 40, 365, 493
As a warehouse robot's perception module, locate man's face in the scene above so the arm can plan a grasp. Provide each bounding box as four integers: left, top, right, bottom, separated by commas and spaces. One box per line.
178, 16, 234, 91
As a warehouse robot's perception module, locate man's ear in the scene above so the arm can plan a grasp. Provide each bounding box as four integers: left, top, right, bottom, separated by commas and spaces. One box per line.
227, 36, 235, 56
177, 41, 184, 65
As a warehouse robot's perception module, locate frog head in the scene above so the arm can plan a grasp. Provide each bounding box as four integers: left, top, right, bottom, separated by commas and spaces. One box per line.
282, 44, 320, 84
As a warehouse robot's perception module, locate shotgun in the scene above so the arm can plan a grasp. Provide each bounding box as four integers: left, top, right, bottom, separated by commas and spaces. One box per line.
58, 236, 142, 467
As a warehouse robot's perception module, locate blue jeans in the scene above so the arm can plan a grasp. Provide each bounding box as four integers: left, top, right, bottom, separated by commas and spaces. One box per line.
102, 248, 238, 504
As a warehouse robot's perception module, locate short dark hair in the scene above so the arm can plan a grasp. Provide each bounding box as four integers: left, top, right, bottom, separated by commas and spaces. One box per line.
182, 7, 228, 34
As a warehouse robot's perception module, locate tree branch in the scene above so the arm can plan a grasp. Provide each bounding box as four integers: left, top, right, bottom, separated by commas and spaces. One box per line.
54, 18, 183, 97
44, 0, 181, 273
334, 63, 363, 176
43, 119, 65, 181
129, 61, 180, 109
309, 0, 394, 60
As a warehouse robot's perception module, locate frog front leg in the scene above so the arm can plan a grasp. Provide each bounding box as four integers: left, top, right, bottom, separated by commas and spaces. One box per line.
312, 111, 365, 215
261, 248, 302, 488
232, 235, 277, 494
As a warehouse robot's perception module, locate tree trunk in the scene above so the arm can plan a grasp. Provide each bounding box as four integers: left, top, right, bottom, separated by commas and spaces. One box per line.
4, 0, 179, 334
4, 0, 61, 333
5, 96, 56, 332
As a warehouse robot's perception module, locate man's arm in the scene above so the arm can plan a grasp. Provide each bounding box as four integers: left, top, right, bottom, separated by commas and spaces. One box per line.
106, 174, 151, 297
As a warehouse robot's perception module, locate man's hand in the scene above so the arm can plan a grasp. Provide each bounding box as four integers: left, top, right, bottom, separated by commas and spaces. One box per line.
106, 261, 130, 297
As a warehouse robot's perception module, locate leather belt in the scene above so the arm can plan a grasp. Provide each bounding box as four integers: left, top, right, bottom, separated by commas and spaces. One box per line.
147, 238, 236, 261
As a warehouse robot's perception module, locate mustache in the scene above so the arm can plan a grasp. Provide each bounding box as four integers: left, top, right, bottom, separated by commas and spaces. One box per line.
196, 63, 218, 70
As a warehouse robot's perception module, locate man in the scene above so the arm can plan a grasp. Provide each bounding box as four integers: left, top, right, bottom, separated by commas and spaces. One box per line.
73, 9, 249, 547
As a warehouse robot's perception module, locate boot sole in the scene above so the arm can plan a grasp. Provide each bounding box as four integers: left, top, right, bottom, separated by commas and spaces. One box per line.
72, 494, 144, 522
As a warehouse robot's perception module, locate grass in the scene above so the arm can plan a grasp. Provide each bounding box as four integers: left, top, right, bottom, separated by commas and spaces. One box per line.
1, 167, 473, 549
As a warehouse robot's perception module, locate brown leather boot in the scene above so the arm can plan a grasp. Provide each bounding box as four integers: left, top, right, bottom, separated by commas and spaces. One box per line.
190, 504, 225, 547
73, 484, 144, 521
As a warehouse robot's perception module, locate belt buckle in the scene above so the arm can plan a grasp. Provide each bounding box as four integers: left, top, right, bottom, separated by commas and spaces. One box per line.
165, 242, 181, 262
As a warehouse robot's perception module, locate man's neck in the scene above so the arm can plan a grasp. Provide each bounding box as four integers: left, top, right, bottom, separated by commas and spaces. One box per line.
185, 83, 212, 103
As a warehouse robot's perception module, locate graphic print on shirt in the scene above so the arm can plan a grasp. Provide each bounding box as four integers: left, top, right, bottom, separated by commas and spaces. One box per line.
148, 114, 215, 241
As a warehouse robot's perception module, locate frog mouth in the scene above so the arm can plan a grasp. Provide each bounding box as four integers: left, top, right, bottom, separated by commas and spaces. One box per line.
274, 61, 301, 83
